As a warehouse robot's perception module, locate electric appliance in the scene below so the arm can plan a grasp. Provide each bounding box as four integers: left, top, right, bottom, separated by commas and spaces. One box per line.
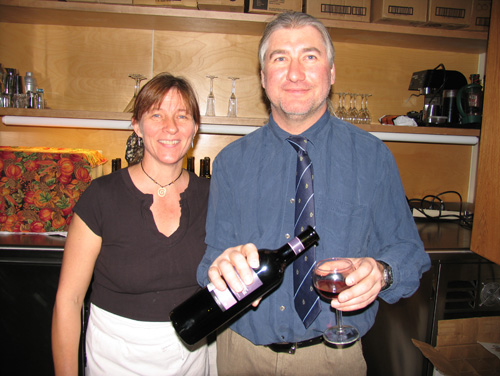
408, 65, 467, 126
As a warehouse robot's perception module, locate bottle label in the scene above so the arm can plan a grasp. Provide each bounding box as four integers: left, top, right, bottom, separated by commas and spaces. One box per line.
208, 269, 263, 312
288, 237, 305, 255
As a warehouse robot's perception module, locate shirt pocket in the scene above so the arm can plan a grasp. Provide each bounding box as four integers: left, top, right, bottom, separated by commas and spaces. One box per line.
316, 197, 369, 258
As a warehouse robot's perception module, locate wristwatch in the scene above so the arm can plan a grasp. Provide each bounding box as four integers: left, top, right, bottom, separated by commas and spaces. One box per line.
377, 260, 393, 291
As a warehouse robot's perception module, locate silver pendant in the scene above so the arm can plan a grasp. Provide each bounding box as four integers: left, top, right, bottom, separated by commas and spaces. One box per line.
158, 187, 167, 197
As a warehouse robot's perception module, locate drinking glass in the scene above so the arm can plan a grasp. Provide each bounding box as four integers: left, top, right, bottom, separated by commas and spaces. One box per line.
336, 92, 347, 120
205, 75, 217, 116
124, 73, 147, 113
313, 257, 359, 345
227, 76, 239, 117
348, 93, 360, 124
362, 94, 372, 124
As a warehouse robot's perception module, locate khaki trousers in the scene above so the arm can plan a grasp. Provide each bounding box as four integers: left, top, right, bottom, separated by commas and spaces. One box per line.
216, 329, 367, 376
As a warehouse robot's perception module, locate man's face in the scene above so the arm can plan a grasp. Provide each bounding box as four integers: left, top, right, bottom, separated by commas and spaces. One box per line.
261, 25, 335, 132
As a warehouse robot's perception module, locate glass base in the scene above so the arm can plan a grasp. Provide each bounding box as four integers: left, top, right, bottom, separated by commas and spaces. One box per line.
323, 325, 359, 345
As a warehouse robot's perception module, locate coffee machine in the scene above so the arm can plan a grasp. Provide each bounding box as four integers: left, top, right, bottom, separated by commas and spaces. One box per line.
408, 65, 467, 126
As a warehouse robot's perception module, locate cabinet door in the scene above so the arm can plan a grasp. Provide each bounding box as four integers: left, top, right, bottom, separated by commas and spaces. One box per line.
471, 0, 500, 265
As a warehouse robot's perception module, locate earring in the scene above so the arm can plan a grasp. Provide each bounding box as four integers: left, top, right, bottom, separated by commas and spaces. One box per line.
191, 137, 194, 149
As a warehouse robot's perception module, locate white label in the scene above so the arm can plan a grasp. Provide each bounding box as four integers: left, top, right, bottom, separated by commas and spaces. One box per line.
208, 269, 263, 311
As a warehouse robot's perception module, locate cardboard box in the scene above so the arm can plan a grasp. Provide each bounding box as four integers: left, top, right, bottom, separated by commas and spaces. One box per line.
198, 0, 244, 12
66, 0, 133, 4
0, 147, 105, 233
466, 0, 491, 31
132, 0, 198, 8
305, 0, 371, 22
248, 0, 303, 14
427, 0, 473, 29
371, 0, 428, 25
413, 317, 500, 376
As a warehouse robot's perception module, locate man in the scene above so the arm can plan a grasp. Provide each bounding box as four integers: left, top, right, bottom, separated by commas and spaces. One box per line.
197, 11, 430, 376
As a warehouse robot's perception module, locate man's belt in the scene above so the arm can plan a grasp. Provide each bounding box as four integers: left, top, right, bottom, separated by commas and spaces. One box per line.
266, 335, 324, 354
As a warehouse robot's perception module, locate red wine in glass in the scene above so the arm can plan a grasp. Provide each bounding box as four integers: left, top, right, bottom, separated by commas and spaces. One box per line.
313, 258, 360, 345
314, 274, 348, 300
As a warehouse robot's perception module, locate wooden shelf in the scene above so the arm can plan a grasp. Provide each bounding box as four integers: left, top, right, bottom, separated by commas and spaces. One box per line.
0, 0, 488, 53
0, 108, 480, 138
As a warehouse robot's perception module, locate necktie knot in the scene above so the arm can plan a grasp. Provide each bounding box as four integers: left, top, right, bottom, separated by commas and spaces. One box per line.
287, 136, 308, 154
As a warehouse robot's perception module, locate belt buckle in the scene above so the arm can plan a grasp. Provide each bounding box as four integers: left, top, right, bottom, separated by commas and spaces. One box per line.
288, 343, 298, 354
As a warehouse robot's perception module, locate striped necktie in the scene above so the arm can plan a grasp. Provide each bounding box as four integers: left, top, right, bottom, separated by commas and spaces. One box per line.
287, 136, 321, 328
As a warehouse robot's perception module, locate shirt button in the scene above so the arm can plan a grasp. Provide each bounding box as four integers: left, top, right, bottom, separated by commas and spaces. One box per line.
290, 198, 295, 204
285, 233, 291, 239
280, 306, 285, 311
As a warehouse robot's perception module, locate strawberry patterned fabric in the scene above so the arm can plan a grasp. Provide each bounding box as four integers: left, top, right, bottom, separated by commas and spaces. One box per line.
0, 146, 106, 232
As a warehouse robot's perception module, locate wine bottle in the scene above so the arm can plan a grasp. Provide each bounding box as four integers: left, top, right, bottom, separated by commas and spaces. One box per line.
186, 156, 195, 173
170, 226, 319, 345
203, 156, 211, 179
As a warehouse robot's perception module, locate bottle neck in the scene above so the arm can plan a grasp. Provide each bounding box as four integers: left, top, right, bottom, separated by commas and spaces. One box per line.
277, 226, 319, 265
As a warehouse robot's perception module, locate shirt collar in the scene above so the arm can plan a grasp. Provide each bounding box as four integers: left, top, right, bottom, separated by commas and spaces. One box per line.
268, 110, 332, 149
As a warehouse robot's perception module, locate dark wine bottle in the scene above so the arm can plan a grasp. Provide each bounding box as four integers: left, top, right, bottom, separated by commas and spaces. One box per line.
186, 156, 195, 173
170, 226, 319, 345
199, 158, 205, 177
203, 156, 211, 179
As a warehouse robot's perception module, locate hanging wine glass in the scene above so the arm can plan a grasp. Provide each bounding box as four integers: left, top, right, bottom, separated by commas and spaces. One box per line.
348, 93, 360, 124
336, 92, 347, 120
205, 75, 217, 116
363, 94, 372, 124
124, 73, 147, 113
227, 76, 239, 117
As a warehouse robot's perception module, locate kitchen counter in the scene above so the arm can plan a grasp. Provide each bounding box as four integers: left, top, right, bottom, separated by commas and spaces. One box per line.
0, 218, 473, 252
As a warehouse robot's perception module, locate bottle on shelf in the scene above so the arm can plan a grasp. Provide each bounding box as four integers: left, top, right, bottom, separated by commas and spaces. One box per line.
111, 158, 121, 172
203, 156, 211, 179
199, 158, 205, 177
186, 156, 195, 173
170, 226, 320, 345
24, 71, 37, 109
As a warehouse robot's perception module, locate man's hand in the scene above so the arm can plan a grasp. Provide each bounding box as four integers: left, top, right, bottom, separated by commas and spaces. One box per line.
330, 257, 385, 312
208, 244, 262, 307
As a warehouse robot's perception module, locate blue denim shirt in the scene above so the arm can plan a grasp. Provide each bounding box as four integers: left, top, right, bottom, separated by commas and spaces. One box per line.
197, 110, 430, 345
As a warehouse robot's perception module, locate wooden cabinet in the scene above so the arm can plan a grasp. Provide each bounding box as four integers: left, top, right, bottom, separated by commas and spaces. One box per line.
1, 0, 497, 264
470, 1, 500, 265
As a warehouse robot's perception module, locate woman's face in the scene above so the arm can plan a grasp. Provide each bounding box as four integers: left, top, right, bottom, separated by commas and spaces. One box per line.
133, 88, 198, 166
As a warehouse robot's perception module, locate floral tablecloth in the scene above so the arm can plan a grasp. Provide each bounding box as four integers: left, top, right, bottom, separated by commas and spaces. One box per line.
0, 146, 106, 232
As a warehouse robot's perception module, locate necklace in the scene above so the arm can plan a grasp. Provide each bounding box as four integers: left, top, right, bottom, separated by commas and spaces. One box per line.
140, 161, 183, 197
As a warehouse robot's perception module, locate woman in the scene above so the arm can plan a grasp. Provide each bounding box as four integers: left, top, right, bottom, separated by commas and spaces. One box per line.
52, 73, 210, 375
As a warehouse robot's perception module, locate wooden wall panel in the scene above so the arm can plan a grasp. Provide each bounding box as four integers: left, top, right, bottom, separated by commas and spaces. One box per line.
386, 142, 473, 200
152, 30, 266, 118
0, 22, 480, 121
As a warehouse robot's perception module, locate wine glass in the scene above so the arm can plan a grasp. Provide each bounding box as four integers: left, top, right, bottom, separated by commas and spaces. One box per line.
335, 92, 347, 120
348, 93, 360, 124
124, 73, 147, 113
205, 75, 217, 116
313, 257, 359, 345
364, 94, 372, 124
227, 76, 239, 117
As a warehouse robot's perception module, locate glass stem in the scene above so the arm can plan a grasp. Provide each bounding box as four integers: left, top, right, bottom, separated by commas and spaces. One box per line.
336, 309, 344, 332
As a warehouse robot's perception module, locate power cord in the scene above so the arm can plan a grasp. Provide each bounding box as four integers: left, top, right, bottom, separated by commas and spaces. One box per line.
407, 190, 473, 229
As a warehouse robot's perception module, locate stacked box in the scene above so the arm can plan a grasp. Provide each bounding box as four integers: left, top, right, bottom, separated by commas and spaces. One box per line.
427, 0, 473, 29
0, 147, 106, 233
132, 0, 198, 8
305, 0, 371, 23
371, 0, 428, 25
248, 0, 303, 14
466, 0, 491, 31
198, 0, 245, 12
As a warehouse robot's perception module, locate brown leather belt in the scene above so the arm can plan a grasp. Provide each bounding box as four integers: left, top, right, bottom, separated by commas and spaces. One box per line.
266, 336, 324, 354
